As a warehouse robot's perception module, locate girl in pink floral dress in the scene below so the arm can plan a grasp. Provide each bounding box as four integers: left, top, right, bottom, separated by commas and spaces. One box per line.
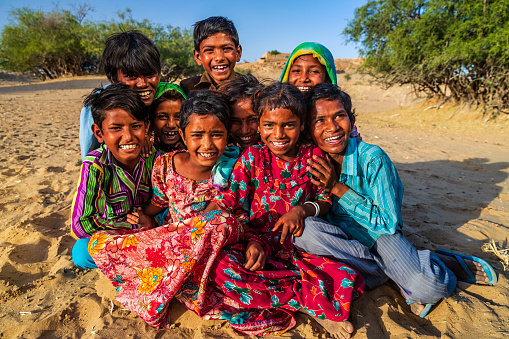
88, 91, 250, 328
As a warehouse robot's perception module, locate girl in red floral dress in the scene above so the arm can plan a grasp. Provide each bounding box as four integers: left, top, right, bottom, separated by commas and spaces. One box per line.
208, 82, 365, 337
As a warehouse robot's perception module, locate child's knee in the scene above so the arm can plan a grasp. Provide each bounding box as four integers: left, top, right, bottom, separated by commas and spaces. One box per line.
72, 238, 97, 269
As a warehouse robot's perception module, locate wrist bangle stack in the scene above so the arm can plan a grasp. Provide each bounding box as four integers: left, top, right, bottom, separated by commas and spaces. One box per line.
304, 201, 320, 217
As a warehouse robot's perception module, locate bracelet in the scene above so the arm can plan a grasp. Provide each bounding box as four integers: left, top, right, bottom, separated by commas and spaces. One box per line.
304, 201, 320, 217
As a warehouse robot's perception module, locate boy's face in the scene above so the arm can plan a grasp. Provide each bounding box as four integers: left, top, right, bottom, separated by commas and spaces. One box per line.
193, 33, 242, 87
288, 55, 328, 92
152, 100, 182, 147
92, 108, 149, 174
117, 71, 160, 106
309, 99, 352, 157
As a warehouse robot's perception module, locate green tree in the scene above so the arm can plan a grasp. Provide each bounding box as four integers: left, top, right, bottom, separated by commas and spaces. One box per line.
0, 7, 84, 80
0, 6, 200, 81
344, 0, 509, 117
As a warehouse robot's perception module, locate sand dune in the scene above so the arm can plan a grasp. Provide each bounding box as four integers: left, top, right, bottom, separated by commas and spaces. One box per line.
0, 72, 508, 338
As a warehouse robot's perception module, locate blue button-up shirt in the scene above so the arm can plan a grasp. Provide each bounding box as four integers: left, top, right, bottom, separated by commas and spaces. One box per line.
326, 138, 404, 248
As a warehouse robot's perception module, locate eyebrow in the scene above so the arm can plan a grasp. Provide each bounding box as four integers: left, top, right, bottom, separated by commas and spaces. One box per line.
202, 43, 235, 49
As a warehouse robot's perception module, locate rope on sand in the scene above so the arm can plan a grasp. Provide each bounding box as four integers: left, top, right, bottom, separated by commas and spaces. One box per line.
482, 239, 509, 271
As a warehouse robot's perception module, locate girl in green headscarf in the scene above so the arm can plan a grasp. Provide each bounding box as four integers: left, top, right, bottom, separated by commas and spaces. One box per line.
280, 42, 361, 140
149, 83, 187, 153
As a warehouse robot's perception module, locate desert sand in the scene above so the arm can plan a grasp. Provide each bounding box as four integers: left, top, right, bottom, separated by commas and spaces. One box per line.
0, 63, 508, 338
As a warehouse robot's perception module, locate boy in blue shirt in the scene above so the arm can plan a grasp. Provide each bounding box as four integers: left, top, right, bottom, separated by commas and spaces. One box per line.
180, 16, 242, 95
295, 84, 497, 326
79, 30, 161, 159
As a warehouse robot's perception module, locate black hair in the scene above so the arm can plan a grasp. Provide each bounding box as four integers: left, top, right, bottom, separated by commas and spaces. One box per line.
305, 83, 356, 125
179, 90, 231, 134
253, 82, 306, 123
218, 74, 263, 106
84, 83, 149, 129
101, 30, 161, 82
150, 90, 185, 121
193, 16, 239, 50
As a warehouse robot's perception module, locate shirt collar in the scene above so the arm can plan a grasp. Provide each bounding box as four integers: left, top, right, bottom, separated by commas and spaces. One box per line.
100, 144, 145, 176
195, 71, 239, 90
341, 137, 359, 176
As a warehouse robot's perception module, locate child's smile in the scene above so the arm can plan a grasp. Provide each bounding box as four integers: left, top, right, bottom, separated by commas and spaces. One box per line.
93, 108, 149, 174
153, 100, 182, 147
193, 33, 242, 87
180, 114, 228, 171
288, 55, 327, 92
309, 99, 352, 158
231, 98, 260, 148
259, 108, 303, 162
117, 71, 160, 106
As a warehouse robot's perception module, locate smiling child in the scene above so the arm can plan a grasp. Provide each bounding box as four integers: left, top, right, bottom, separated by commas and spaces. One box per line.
218, 74, 263, 149
79, 31, 162, 159
180, 16, 242, 95
280, 42, 362, 141
209, 82, 364, 337
150, 83, 187, 153
296, 83, 497, 322
71, 83, 158, 269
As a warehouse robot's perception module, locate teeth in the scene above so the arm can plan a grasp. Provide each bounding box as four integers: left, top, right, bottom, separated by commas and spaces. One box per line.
163, 131, 178, 137
213, 66, 227, 70
325, 135, 342, 142
199, 152, 215, 158
120, 144, 137, 150
240, 136, 254, 141
272, 141, 287, 147
298, 86, 311, 91
138, 91, 151, 97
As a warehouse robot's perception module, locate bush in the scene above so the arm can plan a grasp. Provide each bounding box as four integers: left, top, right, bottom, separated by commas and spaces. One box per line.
344, 0, 509, 117
0, 6, 200, 81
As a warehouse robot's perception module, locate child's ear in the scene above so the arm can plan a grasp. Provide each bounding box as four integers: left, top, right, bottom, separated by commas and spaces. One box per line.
235, 44, 242, 62
179, 129, 186, 146
91, 123, 104, 143
300, 121, 305, 132
193, 49, 203, 66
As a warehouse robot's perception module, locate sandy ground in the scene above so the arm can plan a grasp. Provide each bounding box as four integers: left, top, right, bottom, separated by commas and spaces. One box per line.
0, 65, 508, 338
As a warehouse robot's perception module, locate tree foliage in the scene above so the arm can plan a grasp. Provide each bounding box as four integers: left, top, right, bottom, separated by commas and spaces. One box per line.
344, 0, 509, 116
0, 6, 200, 81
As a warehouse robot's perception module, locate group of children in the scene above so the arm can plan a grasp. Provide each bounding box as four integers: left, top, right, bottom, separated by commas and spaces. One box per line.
71, 16, 498, 338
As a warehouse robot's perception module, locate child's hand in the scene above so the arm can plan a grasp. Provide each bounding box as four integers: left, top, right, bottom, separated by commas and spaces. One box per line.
306, 155, 338, 193
245, 240, 266, 271
272, 206, 307, 244
128, 207, 157, 228
141, 133, 154, 157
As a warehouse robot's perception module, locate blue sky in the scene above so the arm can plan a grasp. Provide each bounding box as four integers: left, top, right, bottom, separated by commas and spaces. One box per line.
0, 0, 365, 63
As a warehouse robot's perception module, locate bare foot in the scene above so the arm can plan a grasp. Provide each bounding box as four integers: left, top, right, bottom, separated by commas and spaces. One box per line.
435, 253, 489, 283
408, 302, 425, 316
298, 309, 354, 338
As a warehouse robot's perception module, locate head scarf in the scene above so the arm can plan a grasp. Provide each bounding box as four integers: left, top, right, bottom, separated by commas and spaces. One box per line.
279, 42, 337, 85
154, 82, 187, 100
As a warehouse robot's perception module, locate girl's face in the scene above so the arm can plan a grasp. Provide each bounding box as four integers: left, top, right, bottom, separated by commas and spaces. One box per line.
231, 98, 260, 148
179, 113, 228, 171
288, 54, 328, 92
152, 100, 182, 147
259, 107, 304, 162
